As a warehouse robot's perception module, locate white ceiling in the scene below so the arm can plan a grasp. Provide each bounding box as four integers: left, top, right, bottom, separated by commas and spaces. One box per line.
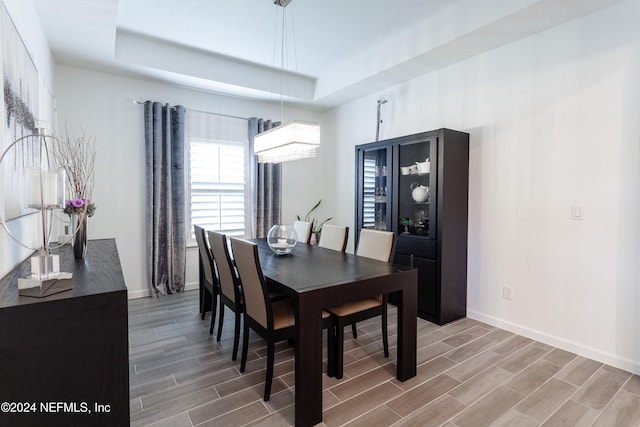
33, 0, 627, 111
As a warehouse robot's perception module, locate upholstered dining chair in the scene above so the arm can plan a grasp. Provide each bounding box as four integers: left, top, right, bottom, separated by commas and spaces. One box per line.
194, 225, 218, 335
231, 237, 297, 401
207, 230, 244, 361
326, 228, 396, 379
355, 229, 396, 262
293, 220, 312, 245
318, 224, 349, 252
230, 238, 335, 400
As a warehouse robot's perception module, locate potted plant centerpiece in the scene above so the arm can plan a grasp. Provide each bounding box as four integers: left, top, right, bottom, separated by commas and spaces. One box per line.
297, 200, 332, 245
54, 129, 97, 259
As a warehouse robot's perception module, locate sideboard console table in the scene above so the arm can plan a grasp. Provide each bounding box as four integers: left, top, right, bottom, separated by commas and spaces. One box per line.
0, 238, 129, 426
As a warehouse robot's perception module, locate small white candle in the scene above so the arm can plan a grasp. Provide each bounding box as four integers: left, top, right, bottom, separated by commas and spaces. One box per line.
26, 168, 65, 209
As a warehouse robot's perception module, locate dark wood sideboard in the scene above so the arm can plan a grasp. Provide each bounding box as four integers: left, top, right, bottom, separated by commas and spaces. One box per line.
0, 239, 129, 426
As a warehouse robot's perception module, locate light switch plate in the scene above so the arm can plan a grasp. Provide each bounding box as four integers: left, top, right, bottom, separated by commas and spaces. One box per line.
571, 206, 584, 221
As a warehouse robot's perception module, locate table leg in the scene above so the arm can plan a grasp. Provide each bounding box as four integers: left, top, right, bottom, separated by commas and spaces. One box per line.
295, 293, 323, 426
397, 268, 418, 381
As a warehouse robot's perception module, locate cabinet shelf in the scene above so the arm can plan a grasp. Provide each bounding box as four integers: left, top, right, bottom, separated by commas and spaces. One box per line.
400, 172, 430, 177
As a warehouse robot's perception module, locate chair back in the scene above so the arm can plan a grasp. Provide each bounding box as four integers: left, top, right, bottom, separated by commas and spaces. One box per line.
194, 225, 216, 285
231, 238, 269, 328
356, 229, 396, 262
207, 231, 237, 303
293, 220, 312, 244
318, 224, 349, 252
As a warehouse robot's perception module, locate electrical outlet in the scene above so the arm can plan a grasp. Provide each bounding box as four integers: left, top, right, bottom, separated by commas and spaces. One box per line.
503, 286, 512, 300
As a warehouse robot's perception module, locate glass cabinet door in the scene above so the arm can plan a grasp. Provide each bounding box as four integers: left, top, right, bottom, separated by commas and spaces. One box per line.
360, 147, 389, 231
397, 138, 436, 239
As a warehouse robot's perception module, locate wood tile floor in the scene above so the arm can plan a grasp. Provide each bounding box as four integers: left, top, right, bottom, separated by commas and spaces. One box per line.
129, 291, 640, 427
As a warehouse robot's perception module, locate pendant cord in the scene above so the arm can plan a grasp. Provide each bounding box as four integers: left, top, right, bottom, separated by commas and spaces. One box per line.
280, 8, 286, 123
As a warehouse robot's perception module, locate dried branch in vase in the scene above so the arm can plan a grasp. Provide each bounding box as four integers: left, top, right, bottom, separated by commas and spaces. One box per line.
53, 127, 97, 217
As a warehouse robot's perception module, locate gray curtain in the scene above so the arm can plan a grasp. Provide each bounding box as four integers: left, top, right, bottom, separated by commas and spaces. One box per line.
248, 118, 281, 238
144, 101, 186, 296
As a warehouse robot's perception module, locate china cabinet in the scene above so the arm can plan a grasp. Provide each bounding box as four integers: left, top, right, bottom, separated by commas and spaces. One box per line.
355, 128, 469, 325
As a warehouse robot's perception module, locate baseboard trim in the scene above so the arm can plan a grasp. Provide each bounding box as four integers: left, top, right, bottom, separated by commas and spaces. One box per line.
467, 309, 640, 376
127, 281, 199, 300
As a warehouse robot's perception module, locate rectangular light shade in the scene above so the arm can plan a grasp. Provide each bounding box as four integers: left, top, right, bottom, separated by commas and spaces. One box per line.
254, 120, 320, 163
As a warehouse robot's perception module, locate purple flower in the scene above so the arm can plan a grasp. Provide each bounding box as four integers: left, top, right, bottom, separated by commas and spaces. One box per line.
63, 197, 96, 217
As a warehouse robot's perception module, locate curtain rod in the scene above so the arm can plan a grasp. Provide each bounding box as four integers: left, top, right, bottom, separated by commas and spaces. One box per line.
130, 100, 249, 121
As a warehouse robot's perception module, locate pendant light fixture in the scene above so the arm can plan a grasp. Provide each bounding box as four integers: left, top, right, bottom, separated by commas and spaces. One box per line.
254, 0, 320, 163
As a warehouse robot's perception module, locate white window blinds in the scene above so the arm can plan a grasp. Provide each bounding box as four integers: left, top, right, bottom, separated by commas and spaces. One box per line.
186, 111, 249, 243
362, 157, 377, 228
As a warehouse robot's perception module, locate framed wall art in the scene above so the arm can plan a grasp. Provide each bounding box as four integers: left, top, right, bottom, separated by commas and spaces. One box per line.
1, 3, 39, 221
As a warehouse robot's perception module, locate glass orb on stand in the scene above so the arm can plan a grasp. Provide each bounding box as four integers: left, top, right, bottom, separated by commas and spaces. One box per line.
267, 224, 298, 255
0, 125, 75, 297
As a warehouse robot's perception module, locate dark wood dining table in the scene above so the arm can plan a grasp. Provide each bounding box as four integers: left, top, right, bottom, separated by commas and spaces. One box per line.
250, 238, 418, 426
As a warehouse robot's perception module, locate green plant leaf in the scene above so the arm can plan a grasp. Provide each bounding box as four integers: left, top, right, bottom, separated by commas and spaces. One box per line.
303, 199, 322, 222
315, 216, 333, 233
298, 200, 332, 233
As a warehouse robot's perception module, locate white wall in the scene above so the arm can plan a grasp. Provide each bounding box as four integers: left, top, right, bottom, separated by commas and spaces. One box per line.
54, 66, 320, 298
312, 0, 640, 373
280, 135, 335, 239
0, 0, 55, 278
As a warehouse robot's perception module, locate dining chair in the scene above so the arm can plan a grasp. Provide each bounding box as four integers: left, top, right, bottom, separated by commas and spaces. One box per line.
293, 220, 312, 245
355, 228, 396, 262
207, 230, 244, 361
194, 225, 218, 334
326, 228, 396, 379
231, 238, 335, 400
318, 224, 349, 252
231, 237, 297, 401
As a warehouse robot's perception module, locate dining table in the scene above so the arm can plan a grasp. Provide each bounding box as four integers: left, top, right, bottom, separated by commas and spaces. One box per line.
251, 238, 418, 426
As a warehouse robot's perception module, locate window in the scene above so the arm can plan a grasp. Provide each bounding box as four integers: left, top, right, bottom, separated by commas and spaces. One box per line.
362, 156, 377, 228
186, 112, 250, 244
